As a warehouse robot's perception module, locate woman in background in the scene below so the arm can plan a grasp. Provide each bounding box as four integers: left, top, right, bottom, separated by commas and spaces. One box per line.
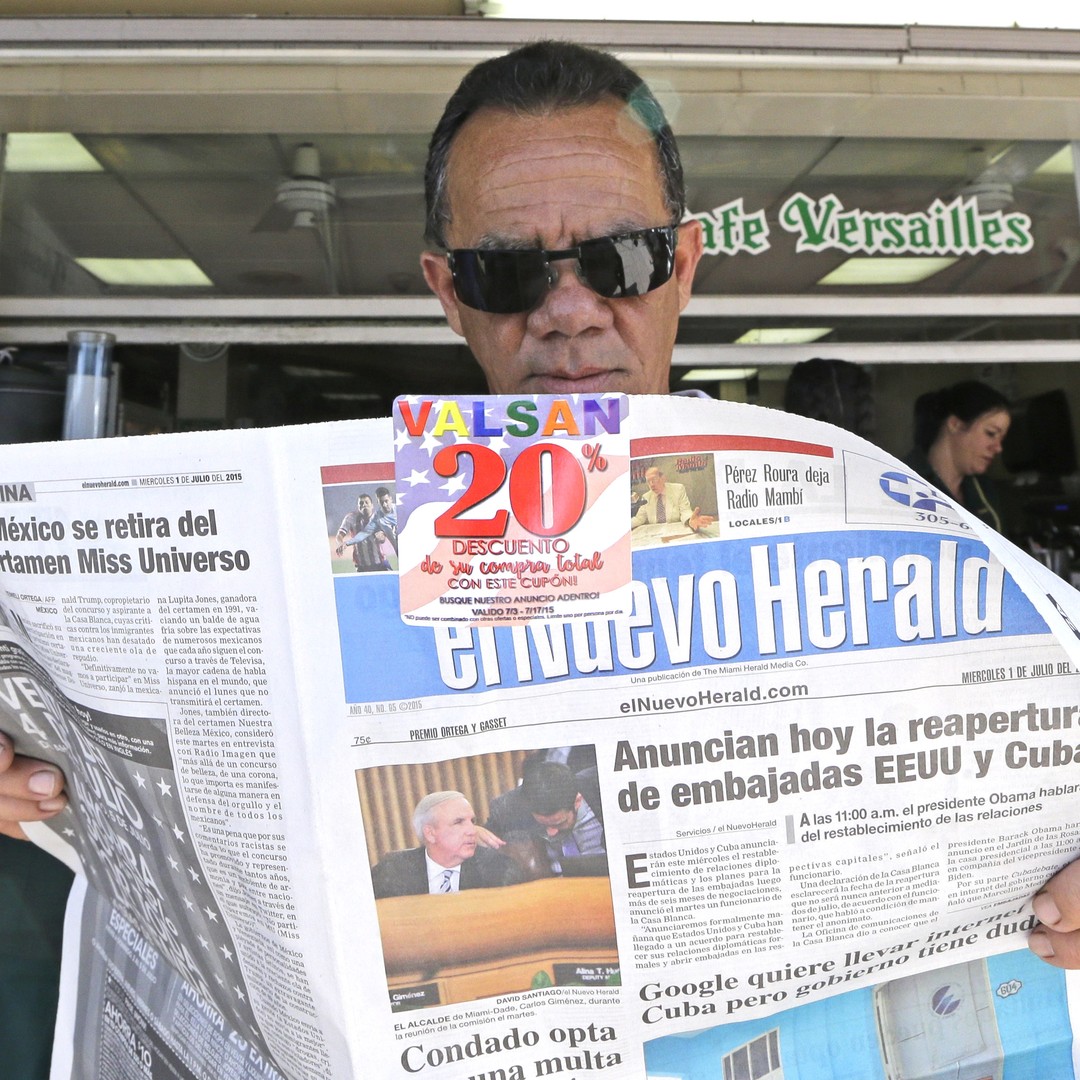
907, 379, 1011, 532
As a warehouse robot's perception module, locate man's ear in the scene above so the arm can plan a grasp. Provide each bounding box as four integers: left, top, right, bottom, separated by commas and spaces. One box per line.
674, 219, 704, 312
420, 250, 465, 339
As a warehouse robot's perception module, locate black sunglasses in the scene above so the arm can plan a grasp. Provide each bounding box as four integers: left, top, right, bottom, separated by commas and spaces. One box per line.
447, 225, 678, 315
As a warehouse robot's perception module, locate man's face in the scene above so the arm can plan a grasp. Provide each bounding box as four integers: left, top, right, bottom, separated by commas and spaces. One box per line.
531, 795, 582, 839
357, 494, 373, 519
423, 796, 478, 867
379, 491, 394, 514
645, 468, 666, 494
421, 99, 703, 396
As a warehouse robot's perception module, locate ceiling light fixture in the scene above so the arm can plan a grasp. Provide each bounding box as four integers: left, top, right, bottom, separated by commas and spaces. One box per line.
817, 257, 959, 287
76, 258, 213, 288
1034, 145, 1076, 176
5, 133, 103, 173
682, 367, 759, 382
735, 328, 833, 345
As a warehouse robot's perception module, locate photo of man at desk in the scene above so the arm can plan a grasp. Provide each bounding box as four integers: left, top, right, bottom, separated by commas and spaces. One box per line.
357, 750, 619, 1011
630, 457, 719, 549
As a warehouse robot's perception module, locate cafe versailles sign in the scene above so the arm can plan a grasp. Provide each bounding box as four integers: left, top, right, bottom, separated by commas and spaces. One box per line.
690, 192, 1034, 257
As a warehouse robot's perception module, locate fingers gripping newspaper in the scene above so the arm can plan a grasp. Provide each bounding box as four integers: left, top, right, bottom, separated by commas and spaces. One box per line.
1, 394, 1079, 1080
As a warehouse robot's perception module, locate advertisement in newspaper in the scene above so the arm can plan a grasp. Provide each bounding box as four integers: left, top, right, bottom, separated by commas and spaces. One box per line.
1, 396, 1079, 1079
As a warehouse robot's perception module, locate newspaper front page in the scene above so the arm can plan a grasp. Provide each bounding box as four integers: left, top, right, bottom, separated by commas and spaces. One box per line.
1, 395, 1079, 1079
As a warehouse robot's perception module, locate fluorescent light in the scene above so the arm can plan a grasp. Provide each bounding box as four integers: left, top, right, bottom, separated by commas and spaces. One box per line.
682, 367, 759, 382
76, 258, 213, 287
1034, 145, 1075, 175
735, 327, 833, 345
5, 133, 103, 173
817, 257, 958, 286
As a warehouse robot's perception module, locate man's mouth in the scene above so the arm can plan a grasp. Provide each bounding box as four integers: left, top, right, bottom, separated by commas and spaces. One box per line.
527, 368, 621, 393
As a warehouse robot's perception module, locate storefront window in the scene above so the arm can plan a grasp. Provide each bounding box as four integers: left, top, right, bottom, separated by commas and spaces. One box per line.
2, 133, 1076, 299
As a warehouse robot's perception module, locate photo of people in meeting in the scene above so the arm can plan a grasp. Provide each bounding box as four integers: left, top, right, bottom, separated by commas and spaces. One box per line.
630, 453, 720, 549
322, 477, 398, 574
356, 745, 619, 1012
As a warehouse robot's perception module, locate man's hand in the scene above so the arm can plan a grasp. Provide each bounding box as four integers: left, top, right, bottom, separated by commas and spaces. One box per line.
0, 731, 67, 840
688, 507, 715, 531
473, 825, 506, 849
1030, 859, 1080, 966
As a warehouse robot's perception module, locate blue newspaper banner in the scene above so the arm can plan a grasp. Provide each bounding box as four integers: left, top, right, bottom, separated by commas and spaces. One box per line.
335, 530, 1047, 704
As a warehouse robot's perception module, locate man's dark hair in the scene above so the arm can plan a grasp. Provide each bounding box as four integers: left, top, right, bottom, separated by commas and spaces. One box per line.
520, 761, 579, 816
424, 40, 685, 248
375, 486, 391, 499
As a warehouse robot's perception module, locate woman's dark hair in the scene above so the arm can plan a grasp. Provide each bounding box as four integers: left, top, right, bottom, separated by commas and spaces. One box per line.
424, 41, 685, 248
912, 380, 1011, 452
783, 358, 875, 438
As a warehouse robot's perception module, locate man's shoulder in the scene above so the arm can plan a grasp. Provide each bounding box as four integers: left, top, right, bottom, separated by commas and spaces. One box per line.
371, 846, 426, 897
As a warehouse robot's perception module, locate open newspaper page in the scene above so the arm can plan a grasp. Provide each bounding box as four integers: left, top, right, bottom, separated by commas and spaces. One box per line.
0, 428, 356, 1080
1, 395, 1079, 1079
284, 395, 1080, 1079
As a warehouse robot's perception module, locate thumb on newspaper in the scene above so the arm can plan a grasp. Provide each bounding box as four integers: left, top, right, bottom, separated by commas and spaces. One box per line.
0, 731, 68, 841
1029, 861, 1080, 968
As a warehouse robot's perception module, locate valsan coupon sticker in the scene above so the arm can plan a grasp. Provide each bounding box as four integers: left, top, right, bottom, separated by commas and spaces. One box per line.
394, 394, 631, 625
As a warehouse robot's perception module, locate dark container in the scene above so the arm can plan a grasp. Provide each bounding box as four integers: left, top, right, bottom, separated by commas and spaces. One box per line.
0, 355, 65, 444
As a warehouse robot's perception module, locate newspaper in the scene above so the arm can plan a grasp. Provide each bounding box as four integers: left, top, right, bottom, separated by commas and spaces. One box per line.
2, 394, 1080, 1080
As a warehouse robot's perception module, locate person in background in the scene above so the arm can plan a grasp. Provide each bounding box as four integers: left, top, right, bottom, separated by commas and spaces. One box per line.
906, 379, 1011, 533
783, 357, 875, 440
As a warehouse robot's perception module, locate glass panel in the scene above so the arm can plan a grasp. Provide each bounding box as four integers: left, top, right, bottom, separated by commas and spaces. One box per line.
0, 133, 430, 298
683, 136, 1079, 297
750, 1035, 770, 1077
731, 1046, 750, 1080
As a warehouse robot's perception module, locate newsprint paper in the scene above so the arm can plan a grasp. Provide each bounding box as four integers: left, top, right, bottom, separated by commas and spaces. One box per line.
2, 394, 1080, 1080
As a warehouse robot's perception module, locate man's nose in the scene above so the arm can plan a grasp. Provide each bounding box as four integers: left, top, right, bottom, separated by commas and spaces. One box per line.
545, 826, 561, 837
527, 262, 614, 337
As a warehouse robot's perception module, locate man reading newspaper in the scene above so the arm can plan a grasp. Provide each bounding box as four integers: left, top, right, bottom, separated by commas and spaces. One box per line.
2, 41, 1079, 1075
